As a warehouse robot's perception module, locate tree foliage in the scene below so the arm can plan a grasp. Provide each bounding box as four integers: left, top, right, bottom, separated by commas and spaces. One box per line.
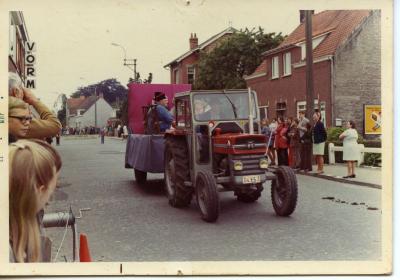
57, 94, 67, 127
194, 27, 285, 90
71, 78, 128, 106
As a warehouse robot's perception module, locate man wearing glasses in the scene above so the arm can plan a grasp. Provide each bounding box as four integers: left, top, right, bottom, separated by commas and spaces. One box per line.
8, 97, 32, 143
9, 73, 62, 141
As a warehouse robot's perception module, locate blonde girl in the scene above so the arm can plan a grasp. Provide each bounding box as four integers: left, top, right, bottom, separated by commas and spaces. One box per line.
9, 139, 62, 262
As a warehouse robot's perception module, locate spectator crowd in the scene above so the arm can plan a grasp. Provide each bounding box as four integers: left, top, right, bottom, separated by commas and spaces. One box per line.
261, 110, 328, 174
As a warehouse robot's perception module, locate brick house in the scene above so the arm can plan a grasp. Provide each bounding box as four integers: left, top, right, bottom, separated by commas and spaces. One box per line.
8, 11, 30, 83
245, 10, 381, 134
164, 27, 236, 85
66, 95, 115, 129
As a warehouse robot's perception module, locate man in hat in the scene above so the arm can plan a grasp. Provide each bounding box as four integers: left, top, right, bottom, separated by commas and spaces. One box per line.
152, 91, 173, 132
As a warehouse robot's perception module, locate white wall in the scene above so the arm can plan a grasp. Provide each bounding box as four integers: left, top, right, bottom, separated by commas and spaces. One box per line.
80, 98, 114, 128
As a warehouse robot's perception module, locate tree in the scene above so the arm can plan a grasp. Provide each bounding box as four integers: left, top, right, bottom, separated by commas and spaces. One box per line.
194, 27, 285, 90
57, 94, 67, 127
71, 78, 127, 106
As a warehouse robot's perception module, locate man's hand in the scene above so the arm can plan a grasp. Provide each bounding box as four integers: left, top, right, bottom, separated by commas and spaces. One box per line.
10, 86, 24, 99
22, 87, 39, 105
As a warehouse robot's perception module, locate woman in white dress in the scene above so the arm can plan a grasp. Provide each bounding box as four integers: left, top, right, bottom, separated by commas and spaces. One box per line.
339, 121, 359, 178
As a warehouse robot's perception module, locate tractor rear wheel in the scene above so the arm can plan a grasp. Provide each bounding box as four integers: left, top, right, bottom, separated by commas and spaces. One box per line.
271, 166, 298, 216
134, 169, 147, 184
236, 184, 263, 203
195, 171, 219, 222
164, 137, 192, 207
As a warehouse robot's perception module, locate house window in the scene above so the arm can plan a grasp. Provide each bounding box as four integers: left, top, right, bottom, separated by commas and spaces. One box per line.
276, 102, 286, 117
297, 100, 326, 126
259, 106, 268, 121
187, 66, 195, 84
283, 52, 291, 76
300, 34, 327, 60
9, 20, 17, 61
271, 56, 279, 79
174, 68, 180, 84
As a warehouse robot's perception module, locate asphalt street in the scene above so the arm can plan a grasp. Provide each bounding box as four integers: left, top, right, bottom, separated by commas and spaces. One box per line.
45, 136, 381, 262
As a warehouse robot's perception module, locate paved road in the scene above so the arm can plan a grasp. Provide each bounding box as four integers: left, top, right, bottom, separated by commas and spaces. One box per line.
46, 136, 381, 262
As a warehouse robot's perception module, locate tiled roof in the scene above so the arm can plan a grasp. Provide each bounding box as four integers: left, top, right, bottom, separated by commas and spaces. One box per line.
245, 59, 268, 78
164, 26, 237, 67
279, 10, 371, 58
249, 10, 372, 79
67, 96, 98, 115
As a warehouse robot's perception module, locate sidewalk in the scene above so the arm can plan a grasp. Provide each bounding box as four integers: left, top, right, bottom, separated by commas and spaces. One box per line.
298, 163, 382, 188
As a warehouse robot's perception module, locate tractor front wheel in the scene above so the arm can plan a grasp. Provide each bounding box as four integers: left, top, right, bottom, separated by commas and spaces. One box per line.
271, 166, 298, 216
195, 171, 219, 222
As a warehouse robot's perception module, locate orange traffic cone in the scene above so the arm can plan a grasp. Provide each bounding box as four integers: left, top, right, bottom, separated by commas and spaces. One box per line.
79, 233, 92, 262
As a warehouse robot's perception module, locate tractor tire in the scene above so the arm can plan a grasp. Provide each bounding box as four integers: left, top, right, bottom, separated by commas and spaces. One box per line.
164, 137, 192, 207
237, 184, 263, 203
195, 171, 220, 222
271, 166, 298, 216
134, 169, 147, 184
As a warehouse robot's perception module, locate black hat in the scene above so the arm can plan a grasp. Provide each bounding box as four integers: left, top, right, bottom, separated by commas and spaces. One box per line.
154, 91, 167, 102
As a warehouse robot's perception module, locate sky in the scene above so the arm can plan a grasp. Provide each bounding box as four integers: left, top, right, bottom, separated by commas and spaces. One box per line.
1, 0, 390, 110
14, 0, 306, 109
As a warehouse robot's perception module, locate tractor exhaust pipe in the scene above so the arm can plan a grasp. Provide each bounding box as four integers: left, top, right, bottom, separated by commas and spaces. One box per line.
248, 87, 254, 134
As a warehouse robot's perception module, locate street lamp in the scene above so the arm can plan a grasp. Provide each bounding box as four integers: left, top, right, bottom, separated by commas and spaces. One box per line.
111, 42, 137, 81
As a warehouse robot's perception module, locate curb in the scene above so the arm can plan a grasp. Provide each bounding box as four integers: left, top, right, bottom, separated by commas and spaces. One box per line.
297, 171, 381, 189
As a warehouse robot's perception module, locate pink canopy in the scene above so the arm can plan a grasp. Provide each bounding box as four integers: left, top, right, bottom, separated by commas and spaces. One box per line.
127, 83, 191, 134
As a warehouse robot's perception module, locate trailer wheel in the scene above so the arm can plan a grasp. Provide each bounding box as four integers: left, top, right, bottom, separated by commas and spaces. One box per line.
195, 171, 219, 222
271, 166, 298, 216
164, 137, 192, 207
236, 184, 263, 203
134, 169, 147, 184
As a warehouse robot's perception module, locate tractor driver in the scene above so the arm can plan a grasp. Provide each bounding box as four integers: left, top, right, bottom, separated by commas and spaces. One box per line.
153, 92, 173, 132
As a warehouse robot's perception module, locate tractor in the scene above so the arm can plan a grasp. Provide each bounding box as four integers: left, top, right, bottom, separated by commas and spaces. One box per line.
163, 89, 298, 222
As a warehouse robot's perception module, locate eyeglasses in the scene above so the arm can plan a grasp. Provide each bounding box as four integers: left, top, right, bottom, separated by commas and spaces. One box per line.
9, 115, 33, 124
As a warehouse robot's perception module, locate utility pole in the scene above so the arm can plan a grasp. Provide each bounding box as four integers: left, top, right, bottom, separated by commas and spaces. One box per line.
305, 10, 315, 121
134, 59, 137, 82
94, 87, 97, 131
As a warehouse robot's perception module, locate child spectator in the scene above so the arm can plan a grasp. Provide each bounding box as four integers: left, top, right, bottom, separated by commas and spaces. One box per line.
9, 139, 62, 262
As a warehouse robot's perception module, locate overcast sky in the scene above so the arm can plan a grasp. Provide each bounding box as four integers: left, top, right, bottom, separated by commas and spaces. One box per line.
2, 0, 391, 109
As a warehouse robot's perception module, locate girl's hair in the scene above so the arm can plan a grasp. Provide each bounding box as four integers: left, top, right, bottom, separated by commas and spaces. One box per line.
349, 120, 356, 129
9, 96, 28, 113
9, 139, 62, 262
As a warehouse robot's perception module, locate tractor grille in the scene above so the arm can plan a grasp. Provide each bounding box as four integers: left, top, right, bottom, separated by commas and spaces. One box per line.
231, 154, 266, 176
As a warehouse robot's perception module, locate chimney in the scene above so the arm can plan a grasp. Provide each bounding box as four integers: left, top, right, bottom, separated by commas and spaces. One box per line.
189, 33, 198, 50
300, 10, 314, 23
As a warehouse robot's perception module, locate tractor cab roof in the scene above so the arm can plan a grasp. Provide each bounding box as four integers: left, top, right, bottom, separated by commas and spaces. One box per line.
174, 89, 251, 99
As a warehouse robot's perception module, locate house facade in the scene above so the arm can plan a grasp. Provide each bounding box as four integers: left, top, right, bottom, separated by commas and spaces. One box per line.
8, 11, 30, 84
164, 27, 236, 85
66, 95, 115, 129
245, 10, 381, 134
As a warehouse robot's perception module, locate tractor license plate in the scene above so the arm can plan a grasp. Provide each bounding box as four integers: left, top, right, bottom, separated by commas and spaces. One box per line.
242, 175, 261, 184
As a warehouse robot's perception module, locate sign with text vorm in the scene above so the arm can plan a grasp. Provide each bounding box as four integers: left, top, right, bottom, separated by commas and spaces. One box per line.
25, 41, 36, 89
364, 104, 381, 135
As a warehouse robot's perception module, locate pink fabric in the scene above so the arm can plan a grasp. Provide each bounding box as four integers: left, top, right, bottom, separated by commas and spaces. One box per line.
127, 83, 191, 134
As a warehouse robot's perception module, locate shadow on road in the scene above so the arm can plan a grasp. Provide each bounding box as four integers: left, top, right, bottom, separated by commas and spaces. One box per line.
132, 179, 165, 196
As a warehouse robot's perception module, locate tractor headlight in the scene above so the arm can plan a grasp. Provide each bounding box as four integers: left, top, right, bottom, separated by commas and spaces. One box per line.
259, 158, 269, 169
233, 161, 243, 171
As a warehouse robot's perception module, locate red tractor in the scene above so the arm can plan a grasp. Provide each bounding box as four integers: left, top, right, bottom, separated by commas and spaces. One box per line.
164, 89, 298, 222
